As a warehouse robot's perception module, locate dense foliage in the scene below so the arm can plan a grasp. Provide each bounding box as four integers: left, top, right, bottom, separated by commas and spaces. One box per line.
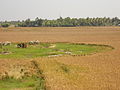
0, 17, 120, 27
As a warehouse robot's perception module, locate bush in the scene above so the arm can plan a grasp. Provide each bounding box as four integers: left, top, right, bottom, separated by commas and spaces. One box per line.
1, 23, 10, 27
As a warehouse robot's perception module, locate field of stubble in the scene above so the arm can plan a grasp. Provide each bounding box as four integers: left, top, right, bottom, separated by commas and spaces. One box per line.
0, 27, 120, 90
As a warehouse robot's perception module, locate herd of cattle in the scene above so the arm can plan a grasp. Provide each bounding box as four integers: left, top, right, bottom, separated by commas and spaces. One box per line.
0, 40, 40, 48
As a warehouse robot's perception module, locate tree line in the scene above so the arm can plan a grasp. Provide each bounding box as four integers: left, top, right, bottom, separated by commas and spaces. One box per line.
0, 17, 120, 27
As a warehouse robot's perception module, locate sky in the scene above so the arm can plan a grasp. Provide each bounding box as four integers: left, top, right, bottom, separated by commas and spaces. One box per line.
0, 0, 120, 21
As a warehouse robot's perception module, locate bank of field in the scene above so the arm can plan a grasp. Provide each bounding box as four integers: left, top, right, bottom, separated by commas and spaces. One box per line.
0, 27, 120, 90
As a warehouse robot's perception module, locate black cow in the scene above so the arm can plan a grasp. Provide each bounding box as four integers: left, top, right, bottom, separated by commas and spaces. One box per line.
17, 43, 27, 48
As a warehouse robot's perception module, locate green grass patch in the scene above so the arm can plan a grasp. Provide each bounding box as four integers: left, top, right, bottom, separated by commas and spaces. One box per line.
0, 76, 45, 90
0, 43, 113, 59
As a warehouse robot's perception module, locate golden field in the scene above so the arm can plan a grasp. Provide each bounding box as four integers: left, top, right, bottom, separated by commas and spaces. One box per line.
0, 27, 120, 90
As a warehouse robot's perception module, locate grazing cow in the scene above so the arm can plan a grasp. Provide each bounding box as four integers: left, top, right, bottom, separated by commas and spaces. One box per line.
34, 40, 40, 44
17, 43, 27, 48
17, 44, 22, 48
29, 41, 34, 45
28, 40, 40, 45
2, 41, 11, 46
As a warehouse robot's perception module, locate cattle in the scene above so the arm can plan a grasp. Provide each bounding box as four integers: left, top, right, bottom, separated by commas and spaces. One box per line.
34, 40, 40, 44
29, 41, 34, 45
17, 43, 27, 48
2, 41, 11, 46
28, 40, 40, 45
0, 41, 11, 47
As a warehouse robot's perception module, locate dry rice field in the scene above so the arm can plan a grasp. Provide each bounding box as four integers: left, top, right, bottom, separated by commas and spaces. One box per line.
0, 27, 120, 90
